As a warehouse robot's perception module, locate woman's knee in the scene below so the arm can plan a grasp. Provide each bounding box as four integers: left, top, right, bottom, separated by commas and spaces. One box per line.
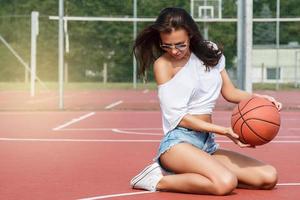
259, 165, 278, 189
189, 172, 237, 195
248, 165, 278, 189
211, 171, 238, 195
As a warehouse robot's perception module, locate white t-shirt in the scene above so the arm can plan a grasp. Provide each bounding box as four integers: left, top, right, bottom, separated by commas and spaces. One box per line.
158, 52, 225, 134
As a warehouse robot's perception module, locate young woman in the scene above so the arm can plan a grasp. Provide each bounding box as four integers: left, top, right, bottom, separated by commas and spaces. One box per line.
130, 7, 282, 195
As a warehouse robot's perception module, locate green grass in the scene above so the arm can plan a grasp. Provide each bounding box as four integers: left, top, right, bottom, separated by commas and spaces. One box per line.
0, 82, 299, 92
0, 82, 158, 91
253, 83, 300, 91
63, 82, 158, 90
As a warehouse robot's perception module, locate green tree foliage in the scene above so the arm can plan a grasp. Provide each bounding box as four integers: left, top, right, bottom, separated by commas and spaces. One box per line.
0, 0, 299, 82
253, 3, 275, 45
280, 0, 300, 44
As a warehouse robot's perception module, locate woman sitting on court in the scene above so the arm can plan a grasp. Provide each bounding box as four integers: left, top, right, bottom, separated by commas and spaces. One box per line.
130, 7, 282, 195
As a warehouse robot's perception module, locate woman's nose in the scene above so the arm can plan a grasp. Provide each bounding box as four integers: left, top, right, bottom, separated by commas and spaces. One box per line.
171, 48, 179, 54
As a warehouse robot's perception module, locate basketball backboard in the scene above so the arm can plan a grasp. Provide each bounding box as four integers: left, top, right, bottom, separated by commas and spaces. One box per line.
191, 0, 222, 19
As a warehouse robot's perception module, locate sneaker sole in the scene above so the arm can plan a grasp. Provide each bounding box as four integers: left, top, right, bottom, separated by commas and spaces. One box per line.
130, 163, 160, 188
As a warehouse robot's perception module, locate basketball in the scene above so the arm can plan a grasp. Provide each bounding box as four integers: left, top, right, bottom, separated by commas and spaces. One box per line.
231, 97, 281, 146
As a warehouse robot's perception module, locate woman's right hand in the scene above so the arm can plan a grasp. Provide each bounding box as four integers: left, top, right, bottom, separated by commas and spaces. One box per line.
224, 127, 254, 148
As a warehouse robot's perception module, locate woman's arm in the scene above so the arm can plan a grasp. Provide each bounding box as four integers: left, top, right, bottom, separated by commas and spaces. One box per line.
220, 69, 252, 103
178, 114, 251, 147
179, 114, 229, 135
220, 69, 282, 109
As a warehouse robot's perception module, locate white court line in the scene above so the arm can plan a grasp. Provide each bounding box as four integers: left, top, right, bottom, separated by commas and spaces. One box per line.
271, 140, 300, 143
77, 191, 155, 200
212, 117, 300, 121
0, 138, 160, 142
78, 182, 300, 200
56, 127, 298, 135
288, 128, 300, 131
52, 112, 95, 131
58, 128, 162, 131
1, 138, 300, 143
142, 89, 149, 94
55, 127, 299, 138
215, 140, 300, 143
58, 128, 300, 138
105, 100, 123, 109
275, 136, 300, 138
216, 135, 300, 139
277, 182, 300, 186
112, 129, 162, 136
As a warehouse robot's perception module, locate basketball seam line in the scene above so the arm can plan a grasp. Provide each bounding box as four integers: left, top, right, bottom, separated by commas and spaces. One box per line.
232, 97, 255, 117
238, 106, 265, 143
232, 104, 277, 129
236, 104, 278, 143
237, 103, 247, 143
241, 120, 269, 142
244, 118, 280, 127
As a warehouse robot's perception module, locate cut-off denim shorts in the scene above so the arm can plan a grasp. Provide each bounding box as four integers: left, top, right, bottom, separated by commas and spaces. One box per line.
154, 126, 219, 173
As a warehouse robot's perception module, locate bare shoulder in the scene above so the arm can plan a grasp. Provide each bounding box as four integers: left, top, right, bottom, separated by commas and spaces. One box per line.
153, 55, 173, 85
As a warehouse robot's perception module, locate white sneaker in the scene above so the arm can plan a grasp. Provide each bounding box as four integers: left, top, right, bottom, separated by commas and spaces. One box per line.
130, 162, 163, 191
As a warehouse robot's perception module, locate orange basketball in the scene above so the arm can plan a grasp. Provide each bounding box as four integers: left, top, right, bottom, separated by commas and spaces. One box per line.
231, 97, 281, 146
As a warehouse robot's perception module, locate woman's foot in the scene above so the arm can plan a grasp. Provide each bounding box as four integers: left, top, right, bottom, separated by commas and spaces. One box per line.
130, 162, 163, 191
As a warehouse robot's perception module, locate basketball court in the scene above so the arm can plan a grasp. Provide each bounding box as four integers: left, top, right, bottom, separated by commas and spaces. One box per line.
0, 90, 299, 200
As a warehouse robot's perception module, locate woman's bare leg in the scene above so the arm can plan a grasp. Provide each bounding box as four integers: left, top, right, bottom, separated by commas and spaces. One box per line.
156, 143, 237, 195
212, 149, 278, 190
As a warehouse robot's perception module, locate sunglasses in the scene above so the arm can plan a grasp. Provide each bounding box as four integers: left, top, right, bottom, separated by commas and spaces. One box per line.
160, 41, 189, 51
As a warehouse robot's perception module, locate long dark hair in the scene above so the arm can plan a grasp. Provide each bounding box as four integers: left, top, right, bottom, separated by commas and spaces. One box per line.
133, 7, 223, 77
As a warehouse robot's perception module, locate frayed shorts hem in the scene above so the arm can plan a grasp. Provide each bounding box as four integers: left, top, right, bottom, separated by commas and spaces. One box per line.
153, 126, 219, 174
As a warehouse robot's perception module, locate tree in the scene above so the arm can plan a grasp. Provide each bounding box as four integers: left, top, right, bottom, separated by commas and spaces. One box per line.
1, 0, 299, 82
253, 3, 275, 45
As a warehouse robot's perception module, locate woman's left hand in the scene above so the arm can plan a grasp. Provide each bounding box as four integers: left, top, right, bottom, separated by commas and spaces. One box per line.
253, 93, 282, 111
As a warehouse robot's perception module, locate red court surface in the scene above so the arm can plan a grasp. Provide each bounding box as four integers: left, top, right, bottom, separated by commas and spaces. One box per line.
0, 110, 300, 200
0, 89, 300, 111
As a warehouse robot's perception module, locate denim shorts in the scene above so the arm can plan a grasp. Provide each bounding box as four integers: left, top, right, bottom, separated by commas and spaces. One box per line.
154, 126, 219, 173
